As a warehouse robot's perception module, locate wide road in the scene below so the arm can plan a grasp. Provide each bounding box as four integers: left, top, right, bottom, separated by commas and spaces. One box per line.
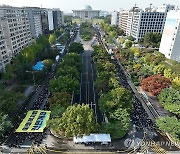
77, 34, 103, 123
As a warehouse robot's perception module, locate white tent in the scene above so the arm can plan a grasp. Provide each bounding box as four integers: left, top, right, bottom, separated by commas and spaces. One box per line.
73, 134, 111, 144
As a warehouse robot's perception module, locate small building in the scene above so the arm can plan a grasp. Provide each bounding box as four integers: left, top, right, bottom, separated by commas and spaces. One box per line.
72, 5, 100, 19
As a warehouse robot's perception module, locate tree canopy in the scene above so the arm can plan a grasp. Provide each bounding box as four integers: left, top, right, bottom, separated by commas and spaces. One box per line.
158, 88, 180, 116
144, 32, 162, 48
0, 114, 12, 139
141, 75, 171, 96
156, 116, 180, 142
48, 92, 71, 109
49, 104, 97, 137
68, 42, 84, 54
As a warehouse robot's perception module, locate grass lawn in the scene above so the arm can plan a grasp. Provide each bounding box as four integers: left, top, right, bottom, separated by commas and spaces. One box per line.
72, 18, 103, 24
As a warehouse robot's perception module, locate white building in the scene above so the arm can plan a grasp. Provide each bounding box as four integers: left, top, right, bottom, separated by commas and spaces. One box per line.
72, 5, 100, 19
24, 7, 43, 38
159, 10, 180, 62
126, 4, 175, 41
0, 5, 32, 71
111, 11, 119, 25
119, 10, 129, 33
47, 9, 54, 31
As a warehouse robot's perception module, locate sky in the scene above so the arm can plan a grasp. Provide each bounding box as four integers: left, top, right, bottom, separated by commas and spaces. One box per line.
0, 0, 180, 13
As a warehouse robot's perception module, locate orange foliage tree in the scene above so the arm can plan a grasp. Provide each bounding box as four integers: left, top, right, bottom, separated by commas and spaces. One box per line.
141, 74, 171, 96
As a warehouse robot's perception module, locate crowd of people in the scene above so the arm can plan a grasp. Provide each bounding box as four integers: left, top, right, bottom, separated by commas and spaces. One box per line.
95, 27, 155, 134
8, 27, 78, 148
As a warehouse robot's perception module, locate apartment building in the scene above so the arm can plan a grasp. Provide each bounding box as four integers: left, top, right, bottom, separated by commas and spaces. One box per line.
24, 7, 43, 38
111, 11, 119, 26
119, 10, 129, 33
159, 10, 180, 62
47, 9, 54, 31
40, 9, 49, 34
126, 4, 175, 41
0, 20, 8, 72
53, 9, 64, 29
0, 5, 32, 71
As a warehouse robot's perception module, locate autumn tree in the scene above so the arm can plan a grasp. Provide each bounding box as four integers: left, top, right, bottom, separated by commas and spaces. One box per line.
141, 74, 171, 96
153, 64, 165, 75
172, 76, 180, 90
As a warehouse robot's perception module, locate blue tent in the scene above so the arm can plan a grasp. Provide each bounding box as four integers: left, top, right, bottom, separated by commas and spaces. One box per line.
33, 61, 44, 71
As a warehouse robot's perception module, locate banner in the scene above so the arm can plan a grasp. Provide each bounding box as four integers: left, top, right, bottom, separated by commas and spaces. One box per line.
16, 110, 51, 133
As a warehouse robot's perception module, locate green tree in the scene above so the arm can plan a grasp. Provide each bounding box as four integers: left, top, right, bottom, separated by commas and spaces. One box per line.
0, 114, 12, 139
0, 90, 25, 114
130, 47, 140, 57
49, 34, 56, 45
48, 92, 71, 108
127, 36, 134, 41
68, 42, 84, 54
125, 40, 132, 48
137, 66, 154, 80
172, 76, 180, 90
156, 116, 180, 142
110, 108, 130, 130
49, 104, 97, 137
120, 38, 125, 44
104, 15, 111, 24
99, 87, 133, 114
2, 64, 15, 81
144, 32, 161, 47
164, 69, 175, 81
57, 66, 80, 80
49, 75, 80, 94
153, 64, 165, 75
158, 88, 180, 116
43, 59, 53, 71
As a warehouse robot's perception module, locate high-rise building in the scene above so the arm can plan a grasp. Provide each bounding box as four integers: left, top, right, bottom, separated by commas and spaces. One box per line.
24, 7, 43, 38
159, 10, 180, 62
53, 9, 64, 29
0, 20, 8, 72
126, 4, 175, 41
40, 9, 49, 34
119, 10, 129, 33
47, 9, 54, 31
111, 11, 119, 26
0, 5, 32, 71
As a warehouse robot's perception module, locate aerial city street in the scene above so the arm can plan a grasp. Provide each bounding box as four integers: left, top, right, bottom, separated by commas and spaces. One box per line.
0, 0, 180, 153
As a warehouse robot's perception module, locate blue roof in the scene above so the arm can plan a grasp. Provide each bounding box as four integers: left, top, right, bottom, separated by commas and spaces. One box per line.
33, 61, 44, 71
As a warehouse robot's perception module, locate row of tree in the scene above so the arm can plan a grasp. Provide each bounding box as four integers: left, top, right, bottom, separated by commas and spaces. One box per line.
0, 28, 68, 140
48, 42, 98, 137
92, 45, 133, 139
101, 23, 179, 142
